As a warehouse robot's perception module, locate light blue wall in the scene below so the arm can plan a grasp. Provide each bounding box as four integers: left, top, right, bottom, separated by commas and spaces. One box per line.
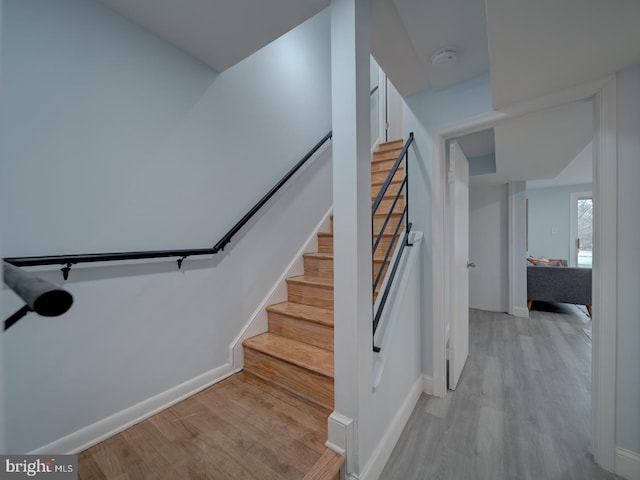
403, 73, 493, 374
2, 0, 332, 452
526, 183, 592, 261
615, 63, 640, 454
468, 153, 497, 176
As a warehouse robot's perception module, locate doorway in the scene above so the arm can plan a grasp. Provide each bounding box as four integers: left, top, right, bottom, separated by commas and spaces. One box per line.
433, 78, 618, 469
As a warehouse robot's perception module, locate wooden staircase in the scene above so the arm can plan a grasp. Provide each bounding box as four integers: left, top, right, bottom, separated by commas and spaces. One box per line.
242, 138, 406, 411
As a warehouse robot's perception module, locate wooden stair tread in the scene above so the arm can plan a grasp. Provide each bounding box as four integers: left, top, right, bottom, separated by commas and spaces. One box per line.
244, 333, 334, 378
303, 252, 334, 260
287, 275, 334, 288
304, 448, 345, 480
267, 301, 334, 327
374, 211, 403, 218
371, 177, 403, 187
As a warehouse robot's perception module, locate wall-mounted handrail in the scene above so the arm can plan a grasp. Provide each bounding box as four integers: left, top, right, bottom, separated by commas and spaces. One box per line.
213, 131, 332, 253
3, 132, 333, 273
3, 262, 73, 330
372, 132, 414, 350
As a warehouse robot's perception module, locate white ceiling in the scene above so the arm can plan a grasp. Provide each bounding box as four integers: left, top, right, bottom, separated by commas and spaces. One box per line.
97, 0, 329, 73
467, 100, 594, 188
486, 0, 640, 109
456, 129, 495, 159
526, 142, 593, 190
94, 0, 638, 189
95, 0, 640, 105
375, 0, 489, 95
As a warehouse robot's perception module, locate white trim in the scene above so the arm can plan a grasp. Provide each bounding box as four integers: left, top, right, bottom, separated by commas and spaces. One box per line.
30, 363, 234, 454
229, 207, 333, 371
327, 412, 355, 473
431, 134, 448, 398
356, 376, 423, 480
508, 183, 516, 315
615, 447, 640, 480
422, 374, 434, 395
592, 77, 617, 471
499, 76, 611, 117
569, 191, 593, 267
512, 307, 529, 318
432, 76, 617, 472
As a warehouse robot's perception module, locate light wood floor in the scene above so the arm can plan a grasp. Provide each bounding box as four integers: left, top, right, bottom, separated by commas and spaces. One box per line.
381, 303, 621, 480
78, 372, 330, 479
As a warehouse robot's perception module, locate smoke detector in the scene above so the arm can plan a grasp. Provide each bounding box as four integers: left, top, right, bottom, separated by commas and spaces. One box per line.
430, 47, 457, 66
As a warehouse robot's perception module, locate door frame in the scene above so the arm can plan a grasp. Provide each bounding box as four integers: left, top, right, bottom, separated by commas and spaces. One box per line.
431, 76, 617, 471
569, 191, 593, 267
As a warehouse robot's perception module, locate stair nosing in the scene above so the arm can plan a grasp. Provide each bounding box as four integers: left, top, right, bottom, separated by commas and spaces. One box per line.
287, 275, 334, 288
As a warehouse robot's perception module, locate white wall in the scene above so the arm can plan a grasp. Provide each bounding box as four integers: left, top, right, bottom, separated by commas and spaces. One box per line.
1, 0, 332, 453
615, 63, 640, 456
526, 183, 593, 261
359, 234, 423, 479
403, 73, 493, 375
468, 184, 509, 312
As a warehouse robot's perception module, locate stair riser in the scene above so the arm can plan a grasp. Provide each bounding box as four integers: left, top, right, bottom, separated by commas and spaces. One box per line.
268, 313, 333, 351
244, 349, 334, 409
371, 158, 405, 173
318, 235, 333, 254
287, 281, 333, 309
372, 181, 403, 199
378, 140, 404, 152
375, 197, 405, 217
372, 168, 405, 185
373, 148, 403, 161
372, 234, 399, 255
374, 214, 404, 233
304, 256, 333, 279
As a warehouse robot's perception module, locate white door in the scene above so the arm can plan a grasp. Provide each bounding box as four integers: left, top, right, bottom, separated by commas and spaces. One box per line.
448, 141, 470, 390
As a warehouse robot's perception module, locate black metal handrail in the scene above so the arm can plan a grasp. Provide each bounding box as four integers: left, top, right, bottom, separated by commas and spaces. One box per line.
4, 132, 333, 275
372, 132, 414, 350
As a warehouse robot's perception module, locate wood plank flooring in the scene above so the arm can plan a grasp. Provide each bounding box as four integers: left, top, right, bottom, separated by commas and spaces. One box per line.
381, 303, 621, 480
78, 372, 331, 479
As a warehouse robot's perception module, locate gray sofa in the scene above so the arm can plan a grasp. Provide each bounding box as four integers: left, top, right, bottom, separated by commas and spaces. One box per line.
527, 265, 592, 316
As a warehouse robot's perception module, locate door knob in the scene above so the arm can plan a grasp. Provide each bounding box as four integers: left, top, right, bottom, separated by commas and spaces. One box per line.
467, 261, 476, 268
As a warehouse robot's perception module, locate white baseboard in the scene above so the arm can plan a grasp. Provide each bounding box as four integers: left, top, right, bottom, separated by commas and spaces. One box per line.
30, 363, 234, 455
229, 207, 333, 371
422, 374, 434, 395
616, 447, 640, 480
357, 376, 423, 480
512, 306, 530, 318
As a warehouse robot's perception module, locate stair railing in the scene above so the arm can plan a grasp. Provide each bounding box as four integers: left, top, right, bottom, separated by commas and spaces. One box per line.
371, 132, 414, 350
3, 132, 332, 326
